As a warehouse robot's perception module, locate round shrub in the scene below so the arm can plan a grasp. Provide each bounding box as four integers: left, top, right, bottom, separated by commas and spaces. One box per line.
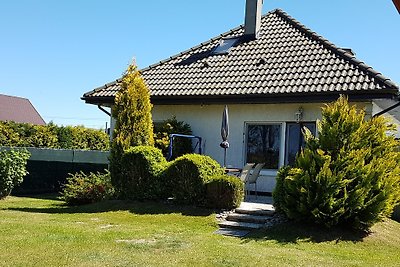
273, 96, 400, 231
110, 146, 168, 200
0, 149, 30, 199
205, 175, 244, 209
61, 170, 114, 205
164, 154, 225, 205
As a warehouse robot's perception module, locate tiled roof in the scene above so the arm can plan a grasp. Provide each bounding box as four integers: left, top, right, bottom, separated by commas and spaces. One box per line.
0, 94, 46, 125
82, 9, 399, 105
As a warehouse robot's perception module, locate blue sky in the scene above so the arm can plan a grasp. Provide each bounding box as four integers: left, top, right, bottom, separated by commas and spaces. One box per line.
0, 0, 399, 128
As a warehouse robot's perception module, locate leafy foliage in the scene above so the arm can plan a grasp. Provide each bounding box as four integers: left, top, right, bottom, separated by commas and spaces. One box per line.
0, 121, 109, 151
60, 170, 114, 205
110, 146, 167, 200
164, 154, 225, 205
154, 116, 193, 159
205, 175, 244, 209
0, 149, 30, 199
274, 96, 400, 230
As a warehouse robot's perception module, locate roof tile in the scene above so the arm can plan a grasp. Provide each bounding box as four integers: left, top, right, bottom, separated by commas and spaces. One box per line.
83, 9, 398, 103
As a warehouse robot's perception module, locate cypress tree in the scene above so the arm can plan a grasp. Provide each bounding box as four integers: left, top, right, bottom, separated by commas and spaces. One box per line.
111, 64, 154, 149
274, 96, 400, 230
110, 63, 155, 196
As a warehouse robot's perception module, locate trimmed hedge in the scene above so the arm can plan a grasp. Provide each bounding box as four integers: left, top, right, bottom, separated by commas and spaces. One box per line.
61, 170, 114, 205
109, 146, 243, 208
205, 175, 244, 209
110, 146, 168, 200
164, 154, 225, 205
0, 121, 109, 151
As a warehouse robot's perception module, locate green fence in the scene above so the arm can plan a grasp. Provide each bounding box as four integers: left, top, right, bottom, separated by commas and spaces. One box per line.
1, 147, 109, 195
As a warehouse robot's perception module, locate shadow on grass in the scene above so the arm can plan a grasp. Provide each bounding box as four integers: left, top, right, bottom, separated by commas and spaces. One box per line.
5, 196, 214, 217
242, 220, 368, 244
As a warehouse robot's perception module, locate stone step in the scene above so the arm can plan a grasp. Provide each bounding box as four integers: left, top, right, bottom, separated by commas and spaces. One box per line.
227, 213, 272, 224
218, 220, 264, 230
214, 228, 250, 237
235, 202, 275, 216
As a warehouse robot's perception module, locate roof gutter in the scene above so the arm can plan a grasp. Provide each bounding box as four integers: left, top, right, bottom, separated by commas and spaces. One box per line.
373, 100, 400, 118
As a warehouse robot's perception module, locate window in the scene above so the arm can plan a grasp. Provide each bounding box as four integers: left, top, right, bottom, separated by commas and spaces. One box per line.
246, 124, 281, 169
211, 37, 240, 55
285, 122, 316, 166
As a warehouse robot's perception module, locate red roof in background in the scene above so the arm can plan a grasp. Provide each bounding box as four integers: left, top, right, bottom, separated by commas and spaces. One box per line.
394, 0, 400, 14
0, 94, 46, 125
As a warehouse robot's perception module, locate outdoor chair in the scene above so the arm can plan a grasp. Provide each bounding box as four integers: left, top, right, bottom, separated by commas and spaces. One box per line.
245, 163, 265, 199
238, 163, 255, 182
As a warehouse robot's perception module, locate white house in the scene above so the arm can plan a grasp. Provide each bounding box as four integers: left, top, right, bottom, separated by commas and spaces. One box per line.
82, 1, 399, 194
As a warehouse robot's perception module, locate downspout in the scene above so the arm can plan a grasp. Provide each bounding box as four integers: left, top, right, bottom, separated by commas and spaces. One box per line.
97, 105, 112, 138
98, 105, 111, 116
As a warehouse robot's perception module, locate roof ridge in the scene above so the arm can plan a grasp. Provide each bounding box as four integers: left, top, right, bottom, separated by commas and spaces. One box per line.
0, 93, 29, 101
274, 9, 399, 91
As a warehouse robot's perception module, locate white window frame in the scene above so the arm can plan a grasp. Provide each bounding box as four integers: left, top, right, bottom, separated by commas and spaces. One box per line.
243, 122, 285, 176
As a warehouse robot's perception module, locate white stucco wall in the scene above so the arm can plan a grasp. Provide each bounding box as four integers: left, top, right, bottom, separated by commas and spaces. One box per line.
109, 101, 372, 193
152, 101, 371, 193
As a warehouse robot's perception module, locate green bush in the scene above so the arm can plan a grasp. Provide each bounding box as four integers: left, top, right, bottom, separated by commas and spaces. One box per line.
0, 149, 30, 199
110, 146, 168, 200
60, 170, 114, 205
0, 121, 109, 150
273, 96, 400, 230
154, 116, 193, 159
165, 154, 225, 205
205, 175, 244, 209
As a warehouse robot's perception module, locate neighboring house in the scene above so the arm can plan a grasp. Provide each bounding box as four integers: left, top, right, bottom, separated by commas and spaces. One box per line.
82, 1, 399, 193
0, 94, 45, 125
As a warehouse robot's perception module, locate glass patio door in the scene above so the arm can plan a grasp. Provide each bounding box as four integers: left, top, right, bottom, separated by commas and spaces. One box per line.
285, 122, 316, 166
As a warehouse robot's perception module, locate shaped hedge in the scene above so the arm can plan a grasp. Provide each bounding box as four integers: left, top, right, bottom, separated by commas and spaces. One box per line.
164, 154, 225, 205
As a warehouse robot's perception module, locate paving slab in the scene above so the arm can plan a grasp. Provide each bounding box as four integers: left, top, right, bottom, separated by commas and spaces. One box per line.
214, 228, 250, 237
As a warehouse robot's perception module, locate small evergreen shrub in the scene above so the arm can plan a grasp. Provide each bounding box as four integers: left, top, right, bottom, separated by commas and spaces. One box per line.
0, 149, 30, 199
205, 175, 244, 209
110, 146, 168, 200
273, 96, 400, 230
61, 170, 114, 205
154, 116, 193, 159
165, 154, 225, 205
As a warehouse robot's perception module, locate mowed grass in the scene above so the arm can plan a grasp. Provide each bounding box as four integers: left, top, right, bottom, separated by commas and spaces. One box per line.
0, 195, 399, 267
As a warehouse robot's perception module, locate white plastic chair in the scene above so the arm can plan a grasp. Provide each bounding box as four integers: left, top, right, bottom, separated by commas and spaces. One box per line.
246, 163, 265, 199
238, 163, 255, 182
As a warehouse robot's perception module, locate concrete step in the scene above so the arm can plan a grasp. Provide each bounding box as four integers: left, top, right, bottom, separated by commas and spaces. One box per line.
227, 213, 272, 224
218, 220, 264, 230
235, 202, 275, 216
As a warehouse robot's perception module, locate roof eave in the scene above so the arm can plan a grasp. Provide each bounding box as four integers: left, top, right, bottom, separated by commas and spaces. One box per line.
82, 89, 398, 106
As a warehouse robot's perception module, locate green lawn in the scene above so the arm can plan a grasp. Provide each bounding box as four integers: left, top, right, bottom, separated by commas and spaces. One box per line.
0, 195, 399, 267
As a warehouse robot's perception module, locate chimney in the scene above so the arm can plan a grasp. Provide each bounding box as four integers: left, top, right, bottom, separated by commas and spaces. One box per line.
244, 0, 263, 39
